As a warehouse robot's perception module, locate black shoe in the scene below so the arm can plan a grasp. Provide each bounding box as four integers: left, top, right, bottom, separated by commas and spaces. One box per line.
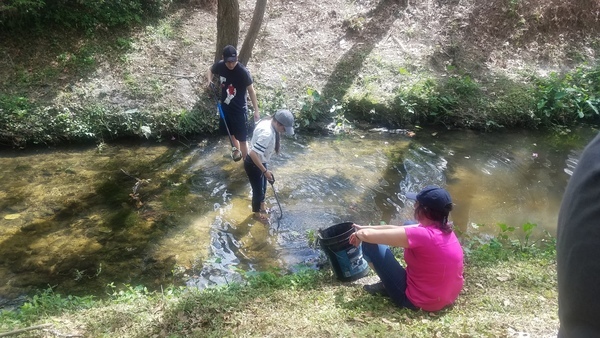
363, 281, 388, 297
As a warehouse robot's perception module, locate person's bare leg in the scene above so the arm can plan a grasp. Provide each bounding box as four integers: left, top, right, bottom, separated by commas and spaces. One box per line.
231, 136, 241, 151
238, 139, 248, 159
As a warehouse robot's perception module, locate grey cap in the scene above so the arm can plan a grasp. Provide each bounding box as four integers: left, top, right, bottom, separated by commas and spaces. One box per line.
274, 109, 295, 136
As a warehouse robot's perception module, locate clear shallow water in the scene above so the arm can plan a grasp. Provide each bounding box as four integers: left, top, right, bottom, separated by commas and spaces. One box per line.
0, 127, 596, 304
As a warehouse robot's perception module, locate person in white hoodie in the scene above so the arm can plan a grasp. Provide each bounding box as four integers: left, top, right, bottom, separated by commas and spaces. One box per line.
244, 109, 294, 221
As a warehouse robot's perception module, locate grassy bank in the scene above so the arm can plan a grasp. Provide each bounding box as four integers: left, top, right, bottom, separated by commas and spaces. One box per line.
1, 1, 599, 148
0, 224, 558, 337
1, 59, 599, 147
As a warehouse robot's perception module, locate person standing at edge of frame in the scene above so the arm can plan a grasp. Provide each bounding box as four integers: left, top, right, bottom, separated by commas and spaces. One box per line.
206, 45, 260, 161
244, 109, 295, 222
557, 132, 600, 337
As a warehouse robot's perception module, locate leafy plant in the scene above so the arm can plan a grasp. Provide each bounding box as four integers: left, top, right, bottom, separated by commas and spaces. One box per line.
0, 94, 31, 117
6, 286, 96, 321
297, 87, 324, 126
260, 85, 288, 117
532, 66, 600, 125
507, 0, 520, 17
465, 222, 550, 266
0, 0, 174, 33
326, 103, 353, 135
306, 229, 318, 248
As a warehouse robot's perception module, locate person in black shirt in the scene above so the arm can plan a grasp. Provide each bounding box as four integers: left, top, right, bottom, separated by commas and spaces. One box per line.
207, 45, 260, 161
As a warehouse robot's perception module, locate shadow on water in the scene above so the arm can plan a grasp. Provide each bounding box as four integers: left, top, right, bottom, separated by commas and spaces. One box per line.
0, 127, 597, 306
0, 140, 223, 305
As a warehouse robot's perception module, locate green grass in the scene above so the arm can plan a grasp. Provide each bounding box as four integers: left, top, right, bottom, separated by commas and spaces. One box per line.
0, 225, 559, 337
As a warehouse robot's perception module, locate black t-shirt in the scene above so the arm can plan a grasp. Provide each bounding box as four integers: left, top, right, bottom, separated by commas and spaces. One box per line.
557, 132, 600, 337
210, 61, 253, 117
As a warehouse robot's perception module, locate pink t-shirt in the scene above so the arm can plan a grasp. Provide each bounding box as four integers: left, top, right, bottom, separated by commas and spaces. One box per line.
404, 225, 464, 311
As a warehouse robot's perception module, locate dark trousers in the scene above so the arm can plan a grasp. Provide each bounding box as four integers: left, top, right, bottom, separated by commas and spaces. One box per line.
244, 157, 267, 212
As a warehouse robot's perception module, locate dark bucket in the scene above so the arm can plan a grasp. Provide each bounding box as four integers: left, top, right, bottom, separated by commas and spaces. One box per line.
318, 222, 369, 282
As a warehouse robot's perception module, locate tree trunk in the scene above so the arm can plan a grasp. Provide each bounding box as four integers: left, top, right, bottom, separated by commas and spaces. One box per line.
215, 0, 240, 63
238, 0, 267, 66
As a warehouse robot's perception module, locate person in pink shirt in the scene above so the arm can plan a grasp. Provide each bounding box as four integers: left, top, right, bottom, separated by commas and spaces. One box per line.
349, 185, 464, 311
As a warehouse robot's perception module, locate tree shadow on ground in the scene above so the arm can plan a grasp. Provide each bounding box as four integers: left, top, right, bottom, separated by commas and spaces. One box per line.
321, 0, 408, 103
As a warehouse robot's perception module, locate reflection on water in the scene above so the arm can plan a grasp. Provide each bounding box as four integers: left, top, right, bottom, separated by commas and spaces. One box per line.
0, 128, 596, 305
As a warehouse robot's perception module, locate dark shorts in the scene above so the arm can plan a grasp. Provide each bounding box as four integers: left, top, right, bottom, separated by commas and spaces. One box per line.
220, 110, 248, 142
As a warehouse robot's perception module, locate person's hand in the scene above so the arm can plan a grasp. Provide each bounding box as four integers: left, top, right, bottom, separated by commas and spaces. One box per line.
349, 223, 363, 247
353, 223, 365, 231
349, 231, 361, 247
264, 170, 274, 183
254, 111, 260, 122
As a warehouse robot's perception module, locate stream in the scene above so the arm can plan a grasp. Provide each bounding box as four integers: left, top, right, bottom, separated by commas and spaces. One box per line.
0, 126, 596, 307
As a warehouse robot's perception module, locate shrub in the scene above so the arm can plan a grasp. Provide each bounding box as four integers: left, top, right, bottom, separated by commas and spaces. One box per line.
531, 65, 600, 126
0, 0, 173, 32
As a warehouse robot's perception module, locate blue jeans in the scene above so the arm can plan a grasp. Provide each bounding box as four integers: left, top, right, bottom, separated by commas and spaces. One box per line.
362, 242, 418, 310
